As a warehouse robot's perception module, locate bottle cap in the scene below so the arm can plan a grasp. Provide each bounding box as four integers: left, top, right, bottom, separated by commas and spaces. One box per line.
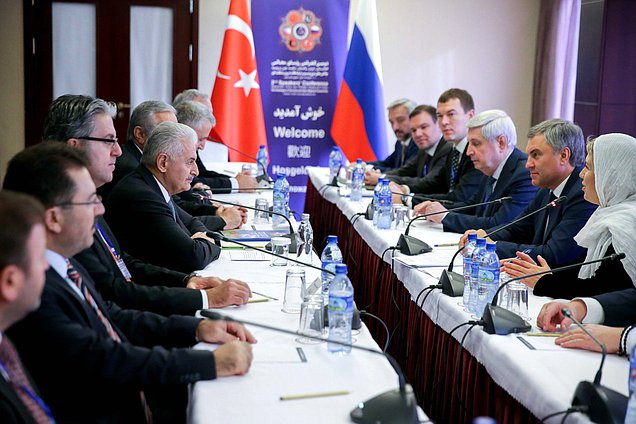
327, 235, 338, 244
335, 264, 347, 274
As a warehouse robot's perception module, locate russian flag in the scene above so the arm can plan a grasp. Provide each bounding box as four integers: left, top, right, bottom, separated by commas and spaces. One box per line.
331, 0, 387, 162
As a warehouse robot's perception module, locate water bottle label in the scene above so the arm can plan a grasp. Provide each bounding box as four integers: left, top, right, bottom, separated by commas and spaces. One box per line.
328, 294, 353, 312
478, 269, 497, 284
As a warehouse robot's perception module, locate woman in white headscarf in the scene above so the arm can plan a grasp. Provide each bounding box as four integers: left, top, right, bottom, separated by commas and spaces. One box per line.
503, 133, 636, 299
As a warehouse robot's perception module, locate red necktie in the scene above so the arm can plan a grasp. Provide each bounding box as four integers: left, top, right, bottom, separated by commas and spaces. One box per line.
66, 260, 121, 342
0, 337, 53, 423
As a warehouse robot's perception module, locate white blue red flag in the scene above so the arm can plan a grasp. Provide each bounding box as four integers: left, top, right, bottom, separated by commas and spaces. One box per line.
330, 0, 387, 162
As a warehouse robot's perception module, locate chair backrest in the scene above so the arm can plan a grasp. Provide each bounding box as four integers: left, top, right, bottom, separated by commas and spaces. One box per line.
199, 141, 229, 163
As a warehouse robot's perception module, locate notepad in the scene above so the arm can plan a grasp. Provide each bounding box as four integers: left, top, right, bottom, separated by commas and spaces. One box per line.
228, 250, 270, 261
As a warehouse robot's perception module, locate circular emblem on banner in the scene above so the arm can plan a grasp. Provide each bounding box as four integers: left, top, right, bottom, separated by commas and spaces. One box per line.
279, 8, 323, 53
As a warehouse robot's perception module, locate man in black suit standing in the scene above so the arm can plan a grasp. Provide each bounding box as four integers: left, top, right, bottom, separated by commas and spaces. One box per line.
365, 104, 451, 194
414, 109, 538, 233
3, 144, 254, 423
106, 121, 221, 273
461, 119, 597, 267
390, 88, 483, 205
42, 94, 251, 316
366, 98, 419, 172
0, 191, 53, 424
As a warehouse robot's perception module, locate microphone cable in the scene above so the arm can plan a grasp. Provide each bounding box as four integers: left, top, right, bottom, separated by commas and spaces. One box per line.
359, 310, 390, 353
453, 323, 479, 419
363, 246, 397, 311
540, 406, 587, 423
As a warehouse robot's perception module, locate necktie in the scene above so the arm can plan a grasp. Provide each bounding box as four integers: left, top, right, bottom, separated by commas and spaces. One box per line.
66, 262, 152, 422
0, 338, 54, 424
422, 154, 433, 176
167, 199, 177, 222
483, 176, 497, 202
399, 143, 406, 168
449, 149, 461, 188
543, 192, 558, 242
66, 261, 121, 342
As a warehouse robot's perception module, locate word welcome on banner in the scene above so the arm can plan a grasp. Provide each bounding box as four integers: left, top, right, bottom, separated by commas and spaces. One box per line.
252, 0, 350, 214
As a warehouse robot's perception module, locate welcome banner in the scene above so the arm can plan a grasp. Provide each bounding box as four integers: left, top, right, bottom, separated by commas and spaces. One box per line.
252, 0, 350, 215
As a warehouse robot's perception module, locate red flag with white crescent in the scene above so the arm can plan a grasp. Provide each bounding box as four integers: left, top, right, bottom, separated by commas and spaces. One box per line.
210, 0, 268, 162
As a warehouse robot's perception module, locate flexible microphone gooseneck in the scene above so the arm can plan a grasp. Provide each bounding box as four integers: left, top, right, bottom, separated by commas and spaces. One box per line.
438, 195, 567, 297
479, 253, 626, 335
206, 231, 329, 275
205, 136, 273, 183
199, 310, 418, 424
397, 196, 513, 256
208, 197, 298, 254
563, 308, 629, 424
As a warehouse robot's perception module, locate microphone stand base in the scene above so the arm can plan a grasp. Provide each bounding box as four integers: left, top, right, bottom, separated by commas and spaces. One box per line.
350, 384, 419, 424
439, 269, 464, 297
482, 304, 531, 335
572, 381, 627, 424
397, 234, 432, 256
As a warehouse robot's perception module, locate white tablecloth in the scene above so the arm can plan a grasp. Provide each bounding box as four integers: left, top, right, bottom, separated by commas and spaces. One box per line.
305, 166, 629, 424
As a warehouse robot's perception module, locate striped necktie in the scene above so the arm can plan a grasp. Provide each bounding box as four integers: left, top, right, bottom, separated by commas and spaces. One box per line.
449, 149, 461, 188
66, 261, 121, 342
0, 338, 54, 424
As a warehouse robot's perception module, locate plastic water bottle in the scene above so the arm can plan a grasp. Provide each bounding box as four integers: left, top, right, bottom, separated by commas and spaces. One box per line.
462, 233, 478, 307
329, 147, 343, 182
296, 213, 314, 265
272, 173, 290, 227
328, 264, 354, 355
376, 179, 393, 230
320, 235, 343, 301
372, 178, 385, 227
468, 238, 487, 314
350, 159, 364, 202
475, 242, 500, 317
256, 144, 268, 177
625, 346, 636, 423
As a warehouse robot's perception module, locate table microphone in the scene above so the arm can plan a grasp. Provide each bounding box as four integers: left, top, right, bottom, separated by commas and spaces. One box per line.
208, 197, 298, 254
478, 252, 625, 335
438, 195, 567, 297
561, 308, 629, 424
204, 136, 273, 183
200, 310, 418, 424
397, 196, 512, 256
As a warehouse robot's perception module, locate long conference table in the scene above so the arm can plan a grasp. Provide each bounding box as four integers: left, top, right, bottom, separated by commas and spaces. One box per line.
302, 166, 629, 423
188, 165, 628, 423
188, 179, 427, 423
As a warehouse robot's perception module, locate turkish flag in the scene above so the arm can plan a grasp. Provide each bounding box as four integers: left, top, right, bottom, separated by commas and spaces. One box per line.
210, 0, 267, 162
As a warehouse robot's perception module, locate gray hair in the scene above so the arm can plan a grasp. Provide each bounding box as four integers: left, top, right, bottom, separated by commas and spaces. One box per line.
127, 100, 176, 143
467, 109, 517, 147
175, 100, 216, 129
387, 98, 417, 114
527, 119, 585, 166
43, 94, 116, 142
173, 89, 210, 107
141, 121, 197, 168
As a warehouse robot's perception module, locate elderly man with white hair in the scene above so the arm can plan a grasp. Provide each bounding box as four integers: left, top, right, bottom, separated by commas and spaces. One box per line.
414, 109, 537, 233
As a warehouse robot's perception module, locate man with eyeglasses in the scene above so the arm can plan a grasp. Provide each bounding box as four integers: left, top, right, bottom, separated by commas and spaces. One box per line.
3, 143, 254, 423
41, 94, 251, 317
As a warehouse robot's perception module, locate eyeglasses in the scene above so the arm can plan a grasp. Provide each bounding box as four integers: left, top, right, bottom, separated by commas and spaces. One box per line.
56, 195, 103, 208
77, 136, 119, 145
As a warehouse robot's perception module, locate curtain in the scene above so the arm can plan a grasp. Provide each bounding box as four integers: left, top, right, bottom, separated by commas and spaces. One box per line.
531, 0, 581, 124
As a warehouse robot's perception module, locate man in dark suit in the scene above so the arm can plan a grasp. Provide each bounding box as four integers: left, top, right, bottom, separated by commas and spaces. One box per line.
106, 121, 221, 273
367, 98, 419, 172
414, 110, 538, 233
462, 119, 597, 267
391, 88, 483, 205
41, 95, 251, 315
4, 144, 254, 423
100, 100, 242, 230
0, 191, 53, 424
364, 104, 452, 193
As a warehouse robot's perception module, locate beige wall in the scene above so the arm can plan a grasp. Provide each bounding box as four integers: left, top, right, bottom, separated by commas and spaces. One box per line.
199, 0, 540, 151
0, 1, 24, 184
0, 0, 540, 183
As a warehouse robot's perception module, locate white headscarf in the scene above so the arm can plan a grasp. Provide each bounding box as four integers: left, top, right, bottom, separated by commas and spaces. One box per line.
574, 133, 636, 282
